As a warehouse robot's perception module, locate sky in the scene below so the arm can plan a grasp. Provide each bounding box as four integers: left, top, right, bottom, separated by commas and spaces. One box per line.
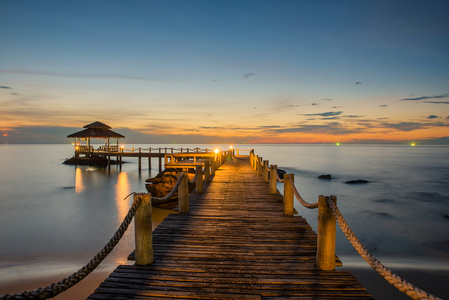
1, 0, 449, 144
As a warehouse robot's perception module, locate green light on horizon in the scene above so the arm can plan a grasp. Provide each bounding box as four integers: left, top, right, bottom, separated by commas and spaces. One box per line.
411, 143, 416, 147
336, 142, 340, 146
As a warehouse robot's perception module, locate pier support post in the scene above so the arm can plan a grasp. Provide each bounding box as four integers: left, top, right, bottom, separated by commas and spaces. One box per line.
249, 151, 254, 166
196, 165, 203, 193
269, 165, 277, 194
257, 157, 263, 176
158, 157, 162, 172
254, 155, 258, 171
178, 172, 189, 213
316, 195, 336, 271
134, 193, 153, 265
263, 160, 269, 182
138, 148, 142, 172
211, 159, 216, 176
283, 174, 294, 216
204, 160, 211, 183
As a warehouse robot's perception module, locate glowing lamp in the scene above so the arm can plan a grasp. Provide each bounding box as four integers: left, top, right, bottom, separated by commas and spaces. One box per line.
230, 146, 233, 149
336, 142, 340, 146
411, 143, 416, 147
75, 146, 79, 150
214, 149, 219, 154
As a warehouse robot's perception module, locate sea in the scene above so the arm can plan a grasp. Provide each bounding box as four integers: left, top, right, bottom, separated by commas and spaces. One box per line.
0, 144, 448, 299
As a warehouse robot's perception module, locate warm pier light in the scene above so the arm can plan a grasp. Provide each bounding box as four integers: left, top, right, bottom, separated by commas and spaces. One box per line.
214, 149, 219, 154
230, 146, 233, 149
121, 145, 124, 149
411, 143, 416, 147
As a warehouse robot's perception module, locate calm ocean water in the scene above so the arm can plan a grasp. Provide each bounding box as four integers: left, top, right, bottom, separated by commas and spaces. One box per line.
1, 144, 448, 298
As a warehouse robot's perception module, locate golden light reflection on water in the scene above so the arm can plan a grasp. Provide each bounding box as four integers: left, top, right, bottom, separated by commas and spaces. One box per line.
116, 172, 131, 225
75, 167, 84, 194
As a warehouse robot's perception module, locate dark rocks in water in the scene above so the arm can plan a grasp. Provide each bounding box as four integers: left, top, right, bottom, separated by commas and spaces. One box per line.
63, 156, 122, 166
345, 179, 369, 184
145, 171, 196, 208
318, 174, 332, 180
444, 214, 449, 219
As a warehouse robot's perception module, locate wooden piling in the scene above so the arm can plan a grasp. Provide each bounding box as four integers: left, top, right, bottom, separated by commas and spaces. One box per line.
196, 165, 203, 194
204, 160, 211, 183
134, 193, 153, 265
269, 164, 277, 194
316, 195, 337, 271
263, 160, 269, 182
257, 157, 263, 176
178, 173, 189, 213
283, 174, 294, 216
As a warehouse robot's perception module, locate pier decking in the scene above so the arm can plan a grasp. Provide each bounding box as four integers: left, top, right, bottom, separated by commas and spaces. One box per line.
88, 156, 372, 299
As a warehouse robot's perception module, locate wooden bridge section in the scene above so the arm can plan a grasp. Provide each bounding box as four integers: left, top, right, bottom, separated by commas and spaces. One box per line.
88, 157, 372, 299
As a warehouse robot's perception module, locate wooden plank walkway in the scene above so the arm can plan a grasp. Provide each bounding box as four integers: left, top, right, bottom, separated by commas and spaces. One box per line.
88, 157, 373, 299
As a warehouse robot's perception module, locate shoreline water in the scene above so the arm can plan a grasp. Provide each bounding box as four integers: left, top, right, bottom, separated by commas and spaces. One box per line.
1, 144, 448, 299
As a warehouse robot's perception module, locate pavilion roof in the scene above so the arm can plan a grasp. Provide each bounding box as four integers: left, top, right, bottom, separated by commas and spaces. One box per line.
67, 121, 125, 139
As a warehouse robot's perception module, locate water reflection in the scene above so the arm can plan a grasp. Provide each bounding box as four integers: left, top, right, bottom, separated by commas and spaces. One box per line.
75, 167, 85, 194
115, 172, 131, 225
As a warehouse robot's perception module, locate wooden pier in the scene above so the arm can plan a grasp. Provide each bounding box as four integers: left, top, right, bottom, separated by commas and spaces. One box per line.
88, 156, 372, 299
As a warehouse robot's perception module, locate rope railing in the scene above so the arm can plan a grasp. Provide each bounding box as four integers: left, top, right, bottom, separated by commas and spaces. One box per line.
326, 197, 441, 300
249, 149, 441, 300
0, 193, 142, 300
151, 172, 186, 204
286, 175, 318, 209
189, 167, 201, 184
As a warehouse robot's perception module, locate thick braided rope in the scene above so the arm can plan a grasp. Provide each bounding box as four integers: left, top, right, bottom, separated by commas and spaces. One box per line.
0, 193, 142, 300
274, 165, 284, 183
286, 175, 318, 209
326, 198, 441, 300
152, 172, 185, 203
189, 167, 200, 184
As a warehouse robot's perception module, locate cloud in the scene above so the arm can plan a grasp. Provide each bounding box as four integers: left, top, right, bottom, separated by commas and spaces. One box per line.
303, 111, 343, 117
424, 101, 449, 104
379, 105, 388, 107
0, 86, 12, 89
344, 115, 363, 118
355, 82, 362, 85
243, 73, 256, 78
311, 103, 319, 106
270, 122, 358, 135
400, 93, 449, 101
427, 115, 439, 119
1, 70, 160, 82
380, 121, 449, 132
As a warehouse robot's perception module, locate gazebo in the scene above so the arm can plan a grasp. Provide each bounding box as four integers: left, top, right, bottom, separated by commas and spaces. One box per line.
67, 121, 125, 156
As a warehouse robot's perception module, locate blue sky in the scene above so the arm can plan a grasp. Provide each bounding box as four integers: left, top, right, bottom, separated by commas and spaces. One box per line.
1, 0, 448, 144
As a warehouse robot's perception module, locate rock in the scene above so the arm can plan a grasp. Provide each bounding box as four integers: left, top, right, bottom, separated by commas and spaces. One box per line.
318, 174, 332, 180
63, 156, 122, 166
277, 168, 286, 179
345, 179, 369, 184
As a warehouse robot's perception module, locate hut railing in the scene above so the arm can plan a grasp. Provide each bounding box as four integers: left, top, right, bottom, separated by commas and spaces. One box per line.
250, 150, 441, 300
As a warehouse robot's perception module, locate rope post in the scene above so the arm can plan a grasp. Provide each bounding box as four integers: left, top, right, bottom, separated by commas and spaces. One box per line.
196, 165, 203, 194
283, 174, 294, 216
269, 165, 277, 194
316, 195, 336, 271
204, 160, 211, 183
263, 160, 269, 182
249, 151, 254, 166
178, 172, 189, 213
258, 157, 263, 176
254, 155, 258, 171
134, 193, 153, 265
211, 158, 216, 176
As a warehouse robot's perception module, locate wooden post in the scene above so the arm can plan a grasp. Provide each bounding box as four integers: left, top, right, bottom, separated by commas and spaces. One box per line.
204, 160, 211, 183
148, 148, 152, 170
283, 174, 294, 216
211, 159, 216, 176
158, 157, 162, 172
134, 193, 153, 265
263, 160, 269, 182
316, 195, 337, 270
178, 172, 189, 213
196, 165, 203, 193
269, 164, 277, 194
249, 151, 254, 166
138, 148, 142, 172
254, 155, 258, 171
258, 157, 263, 176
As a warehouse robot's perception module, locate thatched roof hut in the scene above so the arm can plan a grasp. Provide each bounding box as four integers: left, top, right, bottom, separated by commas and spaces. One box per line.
67, 121, 125, 153
67, 121, 125, 139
